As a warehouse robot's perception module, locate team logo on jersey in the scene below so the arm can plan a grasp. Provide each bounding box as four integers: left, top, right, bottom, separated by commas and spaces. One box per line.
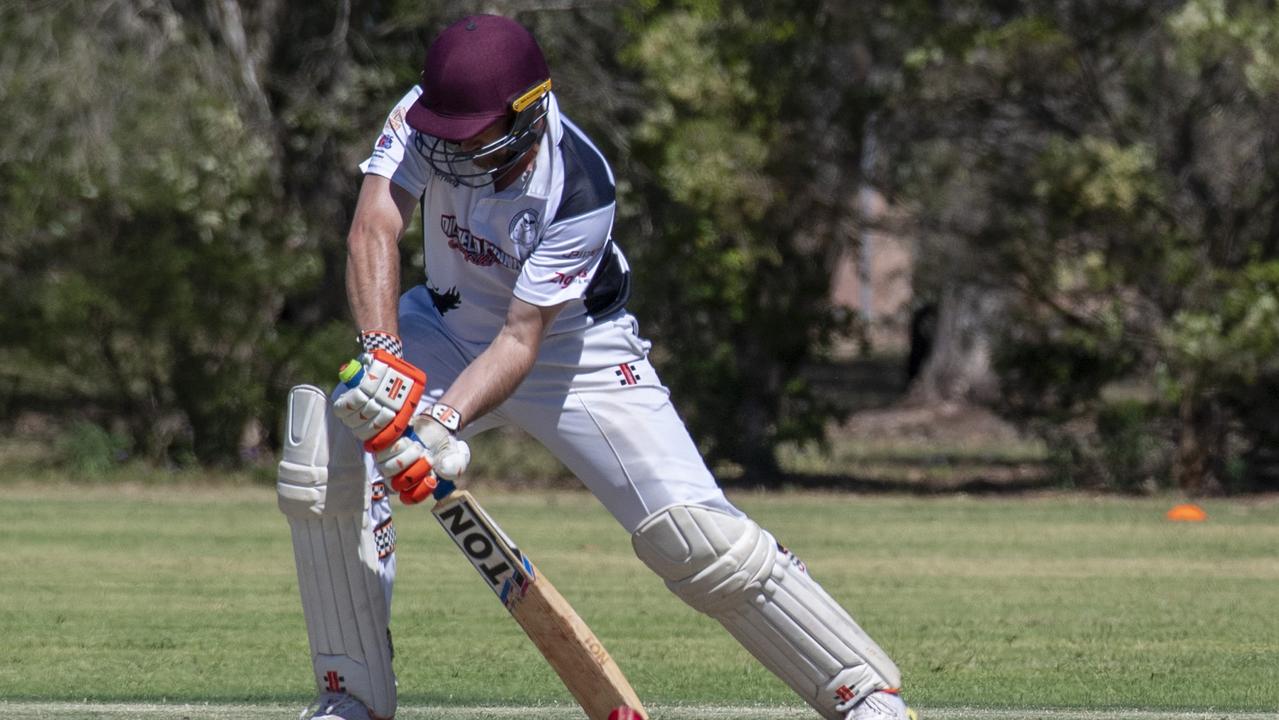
376, 133, 394, 150
428, 283, 461, 314
388, 108, 404, 132
440, 215, 521, 271
508, 209, 540, 261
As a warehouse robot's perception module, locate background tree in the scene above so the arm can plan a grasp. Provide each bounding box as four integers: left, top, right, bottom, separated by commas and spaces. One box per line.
1, 2, 328, 463
6, 0, 1277, 492
2, 1, 876, 479
1, 1, 467, 463
615, 1, 889, 481
880, 0, 1279, 491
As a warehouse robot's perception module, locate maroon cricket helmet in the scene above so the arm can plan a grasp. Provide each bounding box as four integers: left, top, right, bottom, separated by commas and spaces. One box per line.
406, 14, 552, 142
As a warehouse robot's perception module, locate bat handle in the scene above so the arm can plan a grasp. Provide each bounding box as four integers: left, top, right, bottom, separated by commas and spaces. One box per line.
433, 478, 457, 500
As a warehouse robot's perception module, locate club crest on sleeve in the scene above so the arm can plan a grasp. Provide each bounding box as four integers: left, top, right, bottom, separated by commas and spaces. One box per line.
377, 133, 394, 149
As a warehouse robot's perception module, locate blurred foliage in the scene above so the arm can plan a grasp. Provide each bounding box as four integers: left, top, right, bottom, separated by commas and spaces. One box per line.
1, 0, 875, 481
3, 1, 1278, 491
0, 3, 356, 463
616, 1, 880, 479
1040, 400, 1175, 493
54, 421, 132, 476
882, 0, 1279, 492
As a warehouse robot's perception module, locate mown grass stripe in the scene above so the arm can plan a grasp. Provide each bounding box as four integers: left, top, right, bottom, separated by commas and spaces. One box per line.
0, 703, 1271, 720
3, 488, 1276, 711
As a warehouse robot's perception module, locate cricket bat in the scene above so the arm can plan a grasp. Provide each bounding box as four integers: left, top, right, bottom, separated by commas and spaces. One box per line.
430, 480, 647, 720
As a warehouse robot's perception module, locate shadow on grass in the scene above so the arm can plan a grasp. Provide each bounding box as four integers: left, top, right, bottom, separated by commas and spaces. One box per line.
757, 469, 1058, 495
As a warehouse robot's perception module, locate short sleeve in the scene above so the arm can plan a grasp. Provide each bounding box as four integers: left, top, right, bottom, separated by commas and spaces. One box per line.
358, 87, 430, 197
513, 205, 615, 307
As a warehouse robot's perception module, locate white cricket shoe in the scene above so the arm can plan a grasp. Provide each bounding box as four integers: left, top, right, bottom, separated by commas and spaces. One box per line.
843, 689, 917, 720
301, 692, 373, 720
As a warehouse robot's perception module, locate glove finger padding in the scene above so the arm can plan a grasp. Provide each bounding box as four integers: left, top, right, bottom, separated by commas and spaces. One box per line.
412, 416, 472, 479
374, 431, 437, 496
399, 479, 435, 505
334, 349, 426, 452
436, 437, 471, 479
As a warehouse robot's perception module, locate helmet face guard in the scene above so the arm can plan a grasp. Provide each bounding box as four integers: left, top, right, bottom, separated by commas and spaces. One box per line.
416, 80, 552, 188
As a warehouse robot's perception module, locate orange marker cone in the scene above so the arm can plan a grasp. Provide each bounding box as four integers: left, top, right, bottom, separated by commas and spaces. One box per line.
1166, 503, 1207, 522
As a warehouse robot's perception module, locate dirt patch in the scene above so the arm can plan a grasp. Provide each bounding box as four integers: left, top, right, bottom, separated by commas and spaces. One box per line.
835, 401, 1029, 445
776, 400, 1057, 493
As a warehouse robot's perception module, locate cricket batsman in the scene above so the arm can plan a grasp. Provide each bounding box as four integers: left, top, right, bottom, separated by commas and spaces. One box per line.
275, 14, 914, 720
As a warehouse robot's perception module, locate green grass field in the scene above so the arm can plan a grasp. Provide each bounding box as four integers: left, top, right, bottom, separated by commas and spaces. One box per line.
0, 481, 1276, 719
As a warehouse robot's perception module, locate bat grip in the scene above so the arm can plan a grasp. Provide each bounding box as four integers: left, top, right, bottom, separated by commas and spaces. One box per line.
433, 479, 457, 500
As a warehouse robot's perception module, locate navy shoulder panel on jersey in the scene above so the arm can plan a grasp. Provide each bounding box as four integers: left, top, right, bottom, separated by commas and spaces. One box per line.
551, 120, 615, 225
584, 242, 631, 319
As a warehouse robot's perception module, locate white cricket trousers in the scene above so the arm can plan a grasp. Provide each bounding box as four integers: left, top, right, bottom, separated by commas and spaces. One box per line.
363, 285, 742, 601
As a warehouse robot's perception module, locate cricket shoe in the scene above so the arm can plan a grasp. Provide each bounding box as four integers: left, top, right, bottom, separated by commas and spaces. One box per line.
842, 689, 918, 720
300, 692, 373, 720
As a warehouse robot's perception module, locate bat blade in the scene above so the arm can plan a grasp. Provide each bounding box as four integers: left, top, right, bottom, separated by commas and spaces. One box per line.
432, 488, 646, 720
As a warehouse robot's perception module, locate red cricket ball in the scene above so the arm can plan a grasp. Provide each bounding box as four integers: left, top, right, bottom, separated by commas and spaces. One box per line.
607, 708, 644, 720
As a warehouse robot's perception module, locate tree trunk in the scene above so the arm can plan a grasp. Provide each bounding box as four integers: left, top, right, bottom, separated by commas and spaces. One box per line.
1172, 393, 1227, 495
907, 282, 1001, 406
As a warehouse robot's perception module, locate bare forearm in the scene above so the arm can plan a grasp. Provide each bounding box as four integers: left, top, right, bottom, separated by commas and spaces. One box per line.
345, 175, 417, 337
346, 226, 401, 335
441, 330, 539, 427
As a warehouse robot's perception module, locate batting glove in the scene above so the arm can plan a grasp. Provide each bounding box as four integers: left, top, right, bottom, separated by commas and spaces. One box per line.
373, 429, 437, 504
413, 403, 471, 480
333, 349, 426, 453
373, 403, 468, 505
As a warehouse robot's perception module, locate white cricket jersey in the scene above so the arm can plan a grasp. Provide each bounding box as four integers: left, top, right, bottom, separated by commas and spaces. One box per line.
359, 88, 631, 347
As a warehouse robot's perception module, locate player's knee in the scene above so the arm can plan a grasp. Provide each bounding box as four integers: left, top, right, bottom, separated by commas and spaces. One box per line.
631, 504, 776, 614
277, 384, 367, 518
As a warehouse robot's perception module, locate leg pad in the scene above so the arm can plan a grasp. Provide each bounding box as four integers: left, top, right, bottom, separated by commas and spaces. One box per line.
633, 504, 900, 719
279, 385, 396, 719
